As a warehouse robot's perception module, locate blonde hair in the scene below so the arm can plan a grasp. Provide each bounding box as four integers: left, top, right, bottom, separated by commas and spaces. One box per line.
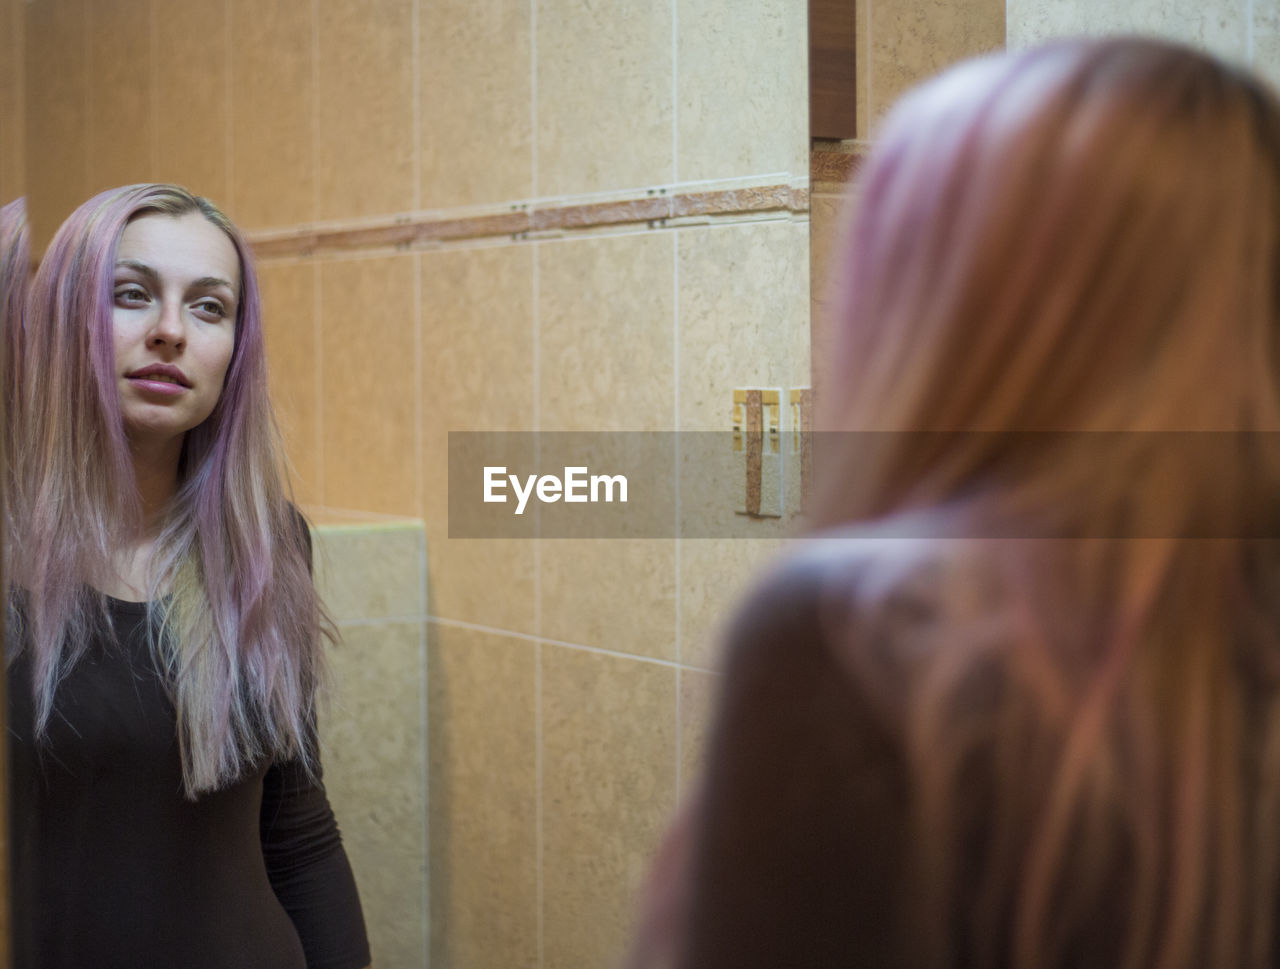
815, 38, 1280, 968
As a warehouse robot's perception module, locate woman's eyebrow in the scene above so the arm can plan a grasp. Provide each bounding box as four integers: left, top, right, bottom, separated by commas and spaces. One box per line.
191, 276, 236, 293
116, 259, 234, 293
115, 259, 160, 284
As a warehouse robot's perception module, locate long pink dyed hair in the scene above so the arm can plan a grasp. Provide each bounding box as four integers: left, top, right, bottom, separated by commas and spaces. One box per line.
9, 184, 328, 797
1, 197, 29, 555
814, 38, 1280, 968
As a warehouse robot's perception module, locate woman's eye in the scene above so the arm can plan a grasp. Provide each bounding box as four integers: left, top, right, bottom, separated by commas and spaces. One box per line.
114, 285, 149, 304
195, 300, 227, 319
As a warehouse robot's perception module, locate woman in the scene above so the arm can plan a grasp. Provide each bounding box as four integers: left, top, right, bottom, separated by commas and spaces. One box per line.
6, 184, 371, 969
631, 38, 1280, 969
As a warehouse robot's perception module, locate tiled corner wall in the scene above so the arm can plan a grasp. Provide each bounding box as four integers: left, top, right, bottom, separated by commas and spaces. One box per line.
21, 1, 810, 967
312, 519, 429, 969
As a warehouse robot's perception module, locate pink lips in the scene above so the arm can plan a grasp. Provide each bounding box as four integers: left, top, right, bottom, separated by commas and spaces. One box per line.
126, 364, 191, 396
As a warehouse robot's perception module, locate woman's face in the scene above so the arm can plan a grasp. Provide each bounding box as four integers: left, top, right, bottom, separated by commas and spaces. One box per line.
112, 211, 239, 452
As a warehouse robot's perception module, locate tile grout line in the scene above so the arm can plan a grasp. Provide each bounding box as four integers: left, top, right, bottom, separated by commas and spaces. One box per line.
418, 530, 430, 967
532, 165, 544, 967
425, 615, 713, 672
411, 215, 428, 959
673, 230, 683, 800
413, 249, 424, 531
673, 232, 681, 667
534, 637, 544, 969
342, 613, 722, 670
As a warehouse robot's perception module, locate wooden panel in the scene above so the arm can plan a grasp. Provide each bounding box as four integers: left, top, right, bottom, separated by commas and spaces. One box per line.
809, 0, 856, 140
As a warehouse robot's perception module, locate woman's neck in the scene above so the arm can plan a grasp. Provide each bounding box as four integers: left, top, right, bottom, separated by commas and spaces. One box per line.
129, 435, 183, 534
101, 435, 183, 602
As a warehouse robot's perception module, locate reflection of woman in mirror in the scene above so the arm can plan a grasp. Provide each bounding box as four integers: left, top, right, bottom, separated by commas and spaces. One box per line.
6, 184, 371, 969
630, 37, 1280, 969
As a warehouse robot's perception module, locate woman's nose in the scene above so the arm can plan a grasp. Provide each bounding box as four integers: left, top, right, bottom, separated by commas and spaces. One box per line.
147, 301, 186, 349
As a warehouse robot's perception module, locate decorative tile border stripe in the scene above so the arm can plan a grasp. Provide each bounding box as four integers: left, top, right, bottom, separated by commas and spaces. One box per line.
247, 183, 809, 260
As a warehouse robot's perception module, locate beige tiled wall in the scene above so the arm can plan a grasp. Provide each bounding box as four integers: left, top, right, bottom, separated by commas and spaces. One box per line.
230, 0, 314, 230
852, 0, 1004, 140
536, 0, 674, 195
312, 522, 429, 969
0, 0, 25, 205
22, 1, 810, 966
1009, 0, 1280, 92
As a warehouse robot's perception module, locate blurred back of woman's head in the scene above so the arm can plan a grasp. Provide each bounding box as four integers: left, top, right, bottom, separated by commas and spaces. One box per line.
817, 37, 1280, 531
810, 38, 1280, 969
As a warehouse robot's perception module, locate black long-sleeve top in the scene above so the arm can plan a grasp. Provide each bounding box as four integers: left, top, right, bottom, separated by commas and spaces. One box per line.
7, 594, 372, 969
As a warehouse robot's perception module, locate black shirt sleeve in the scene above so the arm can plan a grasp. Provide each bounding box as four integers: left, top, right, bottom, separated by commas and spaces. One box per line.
260, 750, 372, 969
675, 555, 914, 969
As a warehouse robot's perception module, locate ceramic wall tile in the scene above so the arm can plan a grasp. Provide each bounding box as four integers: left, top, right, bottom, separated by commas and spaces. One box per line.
258, 260, 320, 505
1253, 0, 1280, 91
541, 644, 677, 969
1007, 0, 1243, 59
24, 0, 88, 253
420, 245, 537, 632
786, 221, 813, 390
312, 523, 426, 623
536, 0, 673, 195
1, 0, 25, 203
419, 0, 533, 208
868, 0, 1005, 130
1255, 31, 1280, 92
321, 620, 428, 969
809, 189, 851, 399
229, 0, 313, 229
319, 254, 420, 516
85, 0, 152, 194
675, 222, 806, 542
537, 232, 674, 432
678, 538, 786, 670
315, 0, 415, 221
676, 221, 804, 431
857, 0, 871, 139
676, 0, 809, 182
539, 539, 677, 660
153, 0, 229, 205
428, 622, 538, 969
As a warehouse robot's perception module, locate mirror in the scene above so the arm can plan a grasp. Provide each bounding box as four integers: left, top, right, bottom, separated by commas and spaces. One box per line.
5, 1, 809, 967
